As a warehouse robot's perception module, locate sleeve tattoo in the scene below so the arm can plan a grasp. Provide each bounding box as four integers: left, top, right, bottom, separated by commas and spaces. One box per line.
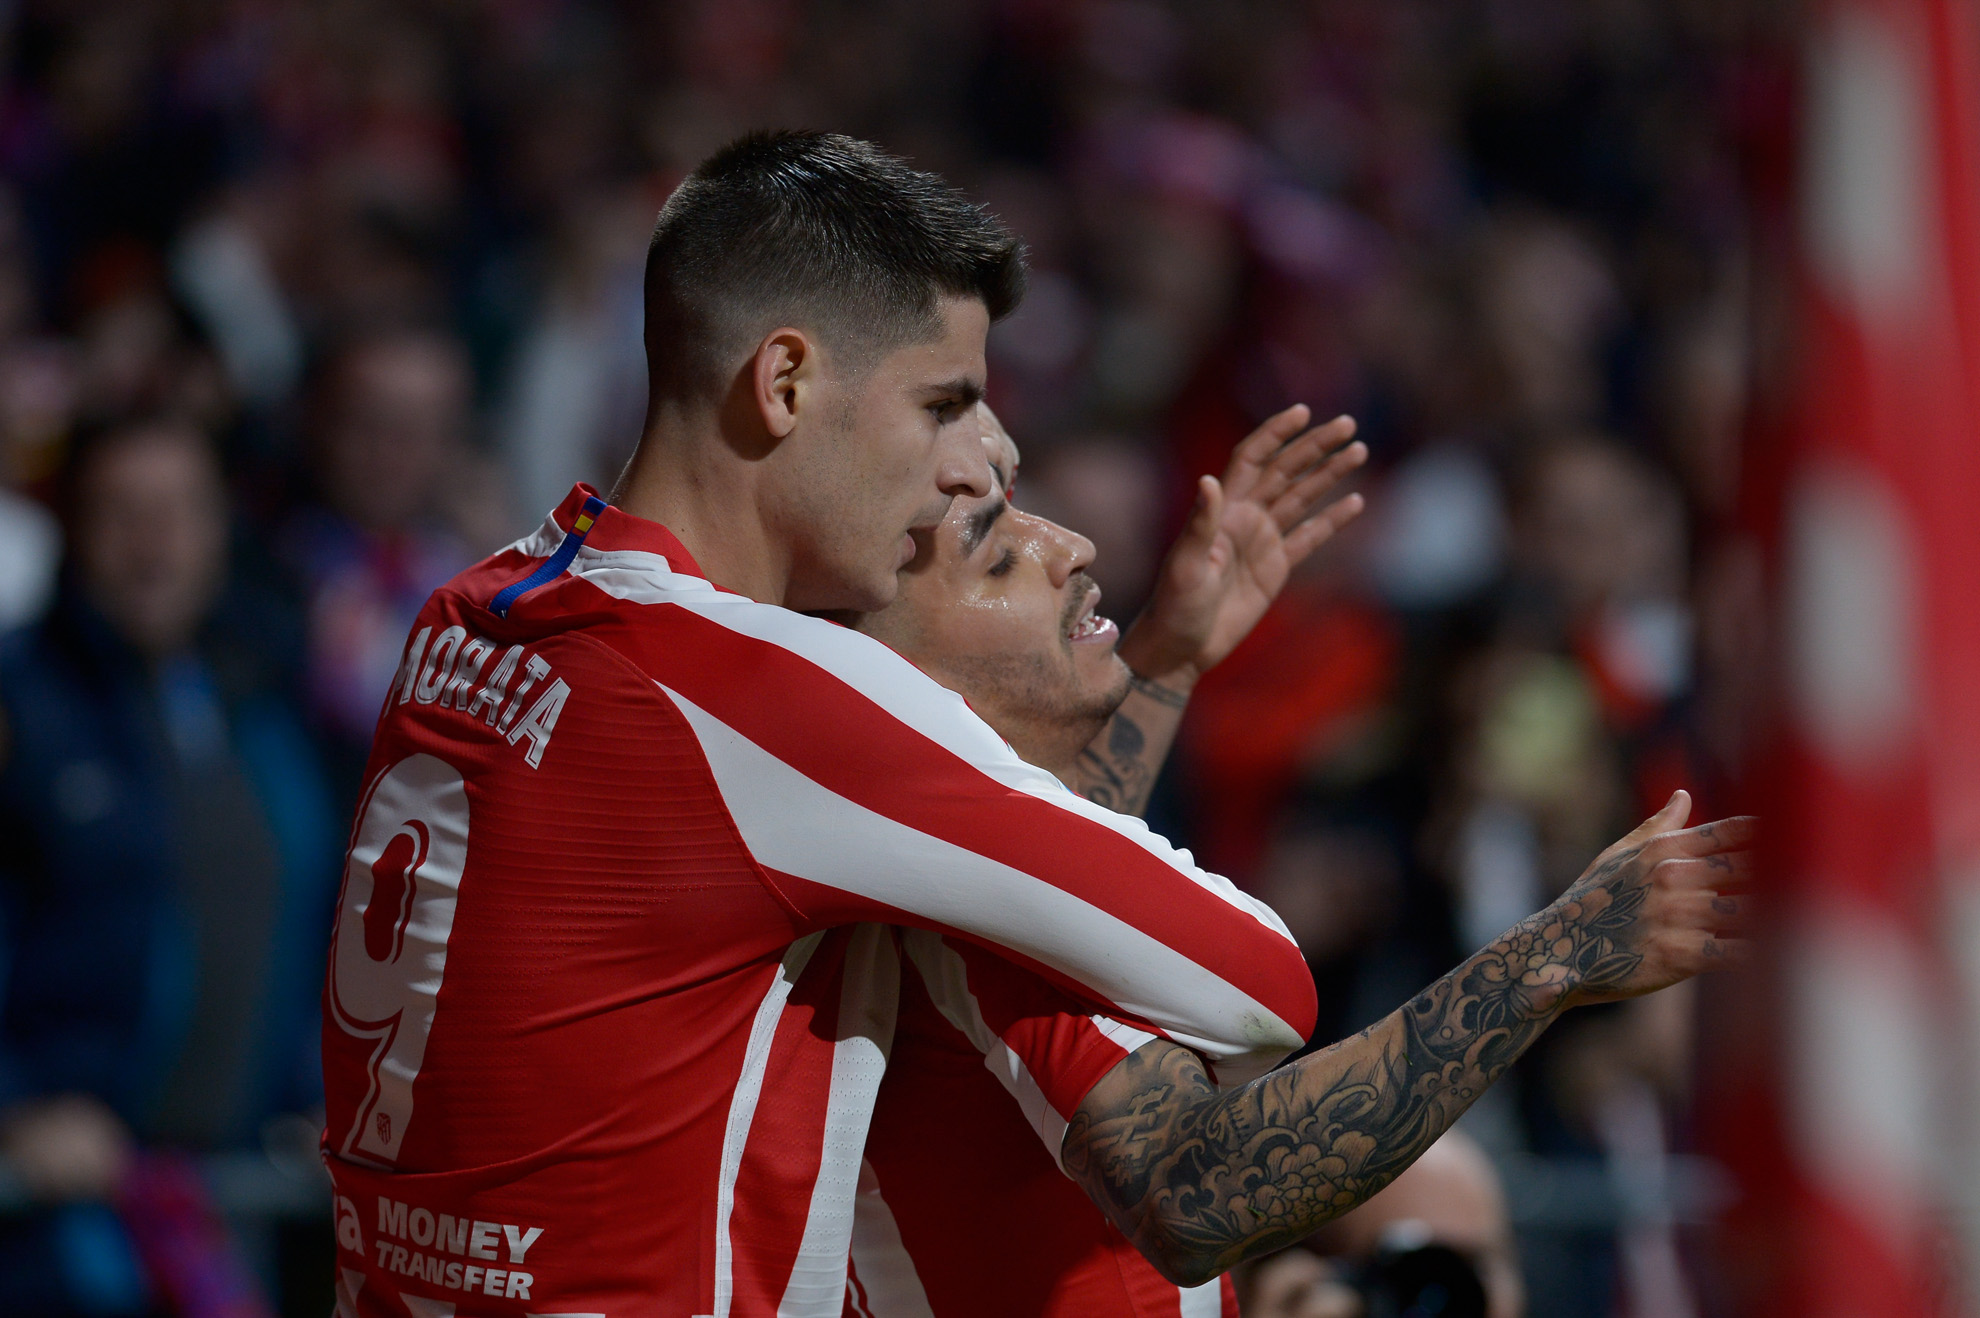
1074, 677, 1191, 815
1062, 846, 1653, 1284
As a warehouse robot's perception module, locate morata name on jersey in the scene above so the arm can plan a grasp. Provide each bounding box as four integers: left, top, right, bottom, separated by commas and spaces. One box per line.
386, 625, 570, 768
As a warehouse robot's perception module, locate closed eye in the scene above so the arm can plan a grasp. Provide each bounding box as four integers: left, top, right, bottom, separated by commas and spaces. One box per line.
987, 549, 1016, 577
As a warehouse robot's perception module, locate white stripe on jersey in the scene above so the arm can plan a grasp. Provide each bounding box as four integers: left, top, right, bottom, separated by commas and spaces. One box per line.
664, 686, 1296, 1082
1178, 1279, 1226, 1318
713, 933, 825, 1318
899, 931, 1069, 1166
847, 1160, 939, 1318
559, 540, 1296, 945
777, 927, 901, 1318
1090, 1016, 1160, 1055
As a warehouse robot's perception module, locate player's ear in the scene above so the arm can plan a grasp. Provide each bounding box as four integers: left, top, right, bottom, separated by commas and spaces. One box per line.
750, 327, 817, 441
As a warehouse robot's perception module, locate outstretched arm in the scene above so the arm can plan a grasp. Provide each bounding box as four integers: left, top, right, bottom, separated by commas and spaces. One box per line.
1060, 793, 1753, 1285
1074, 405, 1366, 814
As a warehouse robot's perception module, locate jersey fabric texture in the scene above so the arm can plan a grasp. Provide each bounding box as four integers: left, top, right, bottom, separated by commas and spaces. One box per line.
845, 931, 1237, 1318
320, 486, 1314, 1317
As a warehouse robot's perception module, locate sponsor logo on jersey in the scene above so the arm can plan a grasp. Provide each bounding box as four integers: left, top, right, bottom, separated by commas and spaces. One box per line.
368, 1195, 546, 1301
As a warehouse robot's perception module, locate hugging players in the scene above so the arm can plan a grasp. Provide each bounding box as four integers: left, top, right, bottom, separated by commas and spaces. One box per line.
322, 132, 1748, 1317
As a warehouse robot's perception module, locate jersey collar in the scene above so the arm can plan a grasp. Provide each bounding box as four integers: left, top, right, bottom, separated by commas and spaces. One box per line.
546, 483, 710, 582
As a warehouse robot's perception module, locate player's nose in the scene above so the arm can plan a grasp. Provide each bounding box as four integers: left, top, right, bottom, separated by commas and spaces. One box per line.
935, 413, 994, 501
1038, 516, 1094, 589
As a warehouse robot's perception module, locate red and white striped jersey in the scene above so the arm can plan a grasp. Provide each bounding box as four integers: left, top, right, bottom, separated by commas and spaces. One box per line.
321, 486, 1313, 1318
845, 931, 1237, 1318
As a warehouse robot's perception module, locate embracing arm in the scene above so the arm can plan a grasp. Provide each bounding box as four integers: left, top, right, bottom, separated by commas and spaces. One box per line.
1061, 794, 1753, 1285
651, 599, 1319, 1072
1072, 406, 1365, 815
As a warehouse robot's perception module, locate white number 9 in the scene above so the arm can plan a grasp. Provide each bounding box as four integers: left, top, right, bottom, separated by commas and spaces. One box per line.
329, 754, 471, 1163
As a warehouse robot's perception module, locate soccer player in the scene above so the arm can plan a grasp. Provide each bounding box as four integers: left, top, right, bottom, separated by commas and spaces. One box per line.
838, 409, 1751, 1315
321, 132, 1321, 1318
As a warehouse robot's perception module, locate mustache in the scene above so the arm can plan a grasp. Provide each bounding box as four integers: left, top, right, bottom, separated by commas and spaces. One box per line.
1059, 572, 1097, 637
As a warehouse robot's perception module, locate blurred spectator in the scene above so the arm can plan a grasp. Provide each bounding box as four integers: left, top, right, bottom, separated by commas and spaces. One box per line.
171, 195, 306, 415
1515, 434, 1695, 808
281, 327, 480, 801
0, 420, 338, 1311
1363, 442, 1508, 613
497, 182, 652, 519
1542, 988, 1702, 1318
1180, 567, 1399, 883
0, 475, 59, 633
1248, 801, 1437, 1047
1474, 211, 1625, 433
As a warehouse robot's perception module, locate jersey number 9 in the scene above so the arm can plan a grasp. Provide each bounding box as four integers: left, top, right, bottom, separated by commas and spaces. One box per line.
328, 754, 471, 1163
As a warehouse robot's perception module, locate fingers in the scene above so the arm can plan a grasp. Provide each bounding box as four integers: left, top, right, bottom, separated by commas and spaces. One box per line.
1674, 884, 1756, 933
1226, 404, 1317, 497
1247, 415, 1360, 509
1263, 414, 1358, 483
1708, 892, 1756, 934
1281, 491, 1366, 566
1268, 439, 1368, 529
1652, 814, 1759, 858
1696, 936, 1752, 969
1646, 933, 1752, 991
1666, 850, 1757, 889
1604, 790, 1694, 859
1207, 409, 1364, 573
1645, 873, 1756, 985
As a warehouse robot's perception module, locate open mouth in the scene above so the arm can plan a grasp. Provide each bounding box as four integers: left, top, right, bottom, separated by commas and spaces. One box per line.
1067, 584, 1118, 644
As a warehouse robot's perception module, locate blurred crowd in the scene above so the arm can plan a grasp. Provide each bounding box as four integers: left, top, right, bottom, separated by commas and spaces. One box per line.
0, 1, 1784, 1314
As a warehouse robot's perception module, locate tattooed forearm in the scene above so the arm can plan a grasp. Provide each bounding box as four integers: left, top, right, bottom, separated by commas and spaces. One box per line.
1064, 846, 1654, 1285
1074, 712, 1153, 813
1073, 677, 1193, 816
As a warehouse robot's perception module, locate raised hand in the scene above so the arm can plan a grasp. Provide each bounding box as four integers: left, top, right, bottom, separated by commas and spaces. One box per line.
1117, 405, 1366, 687
1539, 790, 1755, 1007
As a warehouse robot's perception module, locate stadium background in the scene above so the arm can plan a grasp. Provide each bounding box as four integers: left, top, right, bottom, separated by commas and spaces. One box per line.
0, 1, 1974, 1315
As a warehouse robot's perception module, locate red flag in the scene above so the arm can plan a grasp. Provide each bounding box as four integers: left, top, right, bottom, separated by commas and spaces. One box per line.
1738, 0, 1980, 1311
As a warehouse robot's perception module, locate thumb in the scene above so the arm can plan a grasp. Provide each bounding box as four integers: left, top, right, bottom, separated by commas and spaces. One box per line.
1180, 475, 1224, 550
1627, 789, 1693, 844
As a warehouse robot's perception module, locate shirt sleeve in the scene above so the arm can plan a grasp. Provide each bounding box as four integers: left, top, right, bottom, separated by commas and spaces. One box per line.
584, 568, 1317, 1083
898, 930, 1163, 1170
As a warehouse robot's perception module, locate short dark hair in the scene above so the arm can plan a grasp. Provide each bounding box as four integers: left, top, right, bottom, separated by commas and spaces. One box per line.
644, 130, 1026, 400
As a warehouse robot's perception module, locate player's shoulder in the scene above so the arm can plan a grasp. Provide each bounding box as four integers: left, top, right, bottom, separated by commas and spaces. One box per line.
428, 490, 1031, 771
374, 566, 684, 779
455, 486, 953, 699
553, 547, 1016, 744
553, 541, 913, 675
